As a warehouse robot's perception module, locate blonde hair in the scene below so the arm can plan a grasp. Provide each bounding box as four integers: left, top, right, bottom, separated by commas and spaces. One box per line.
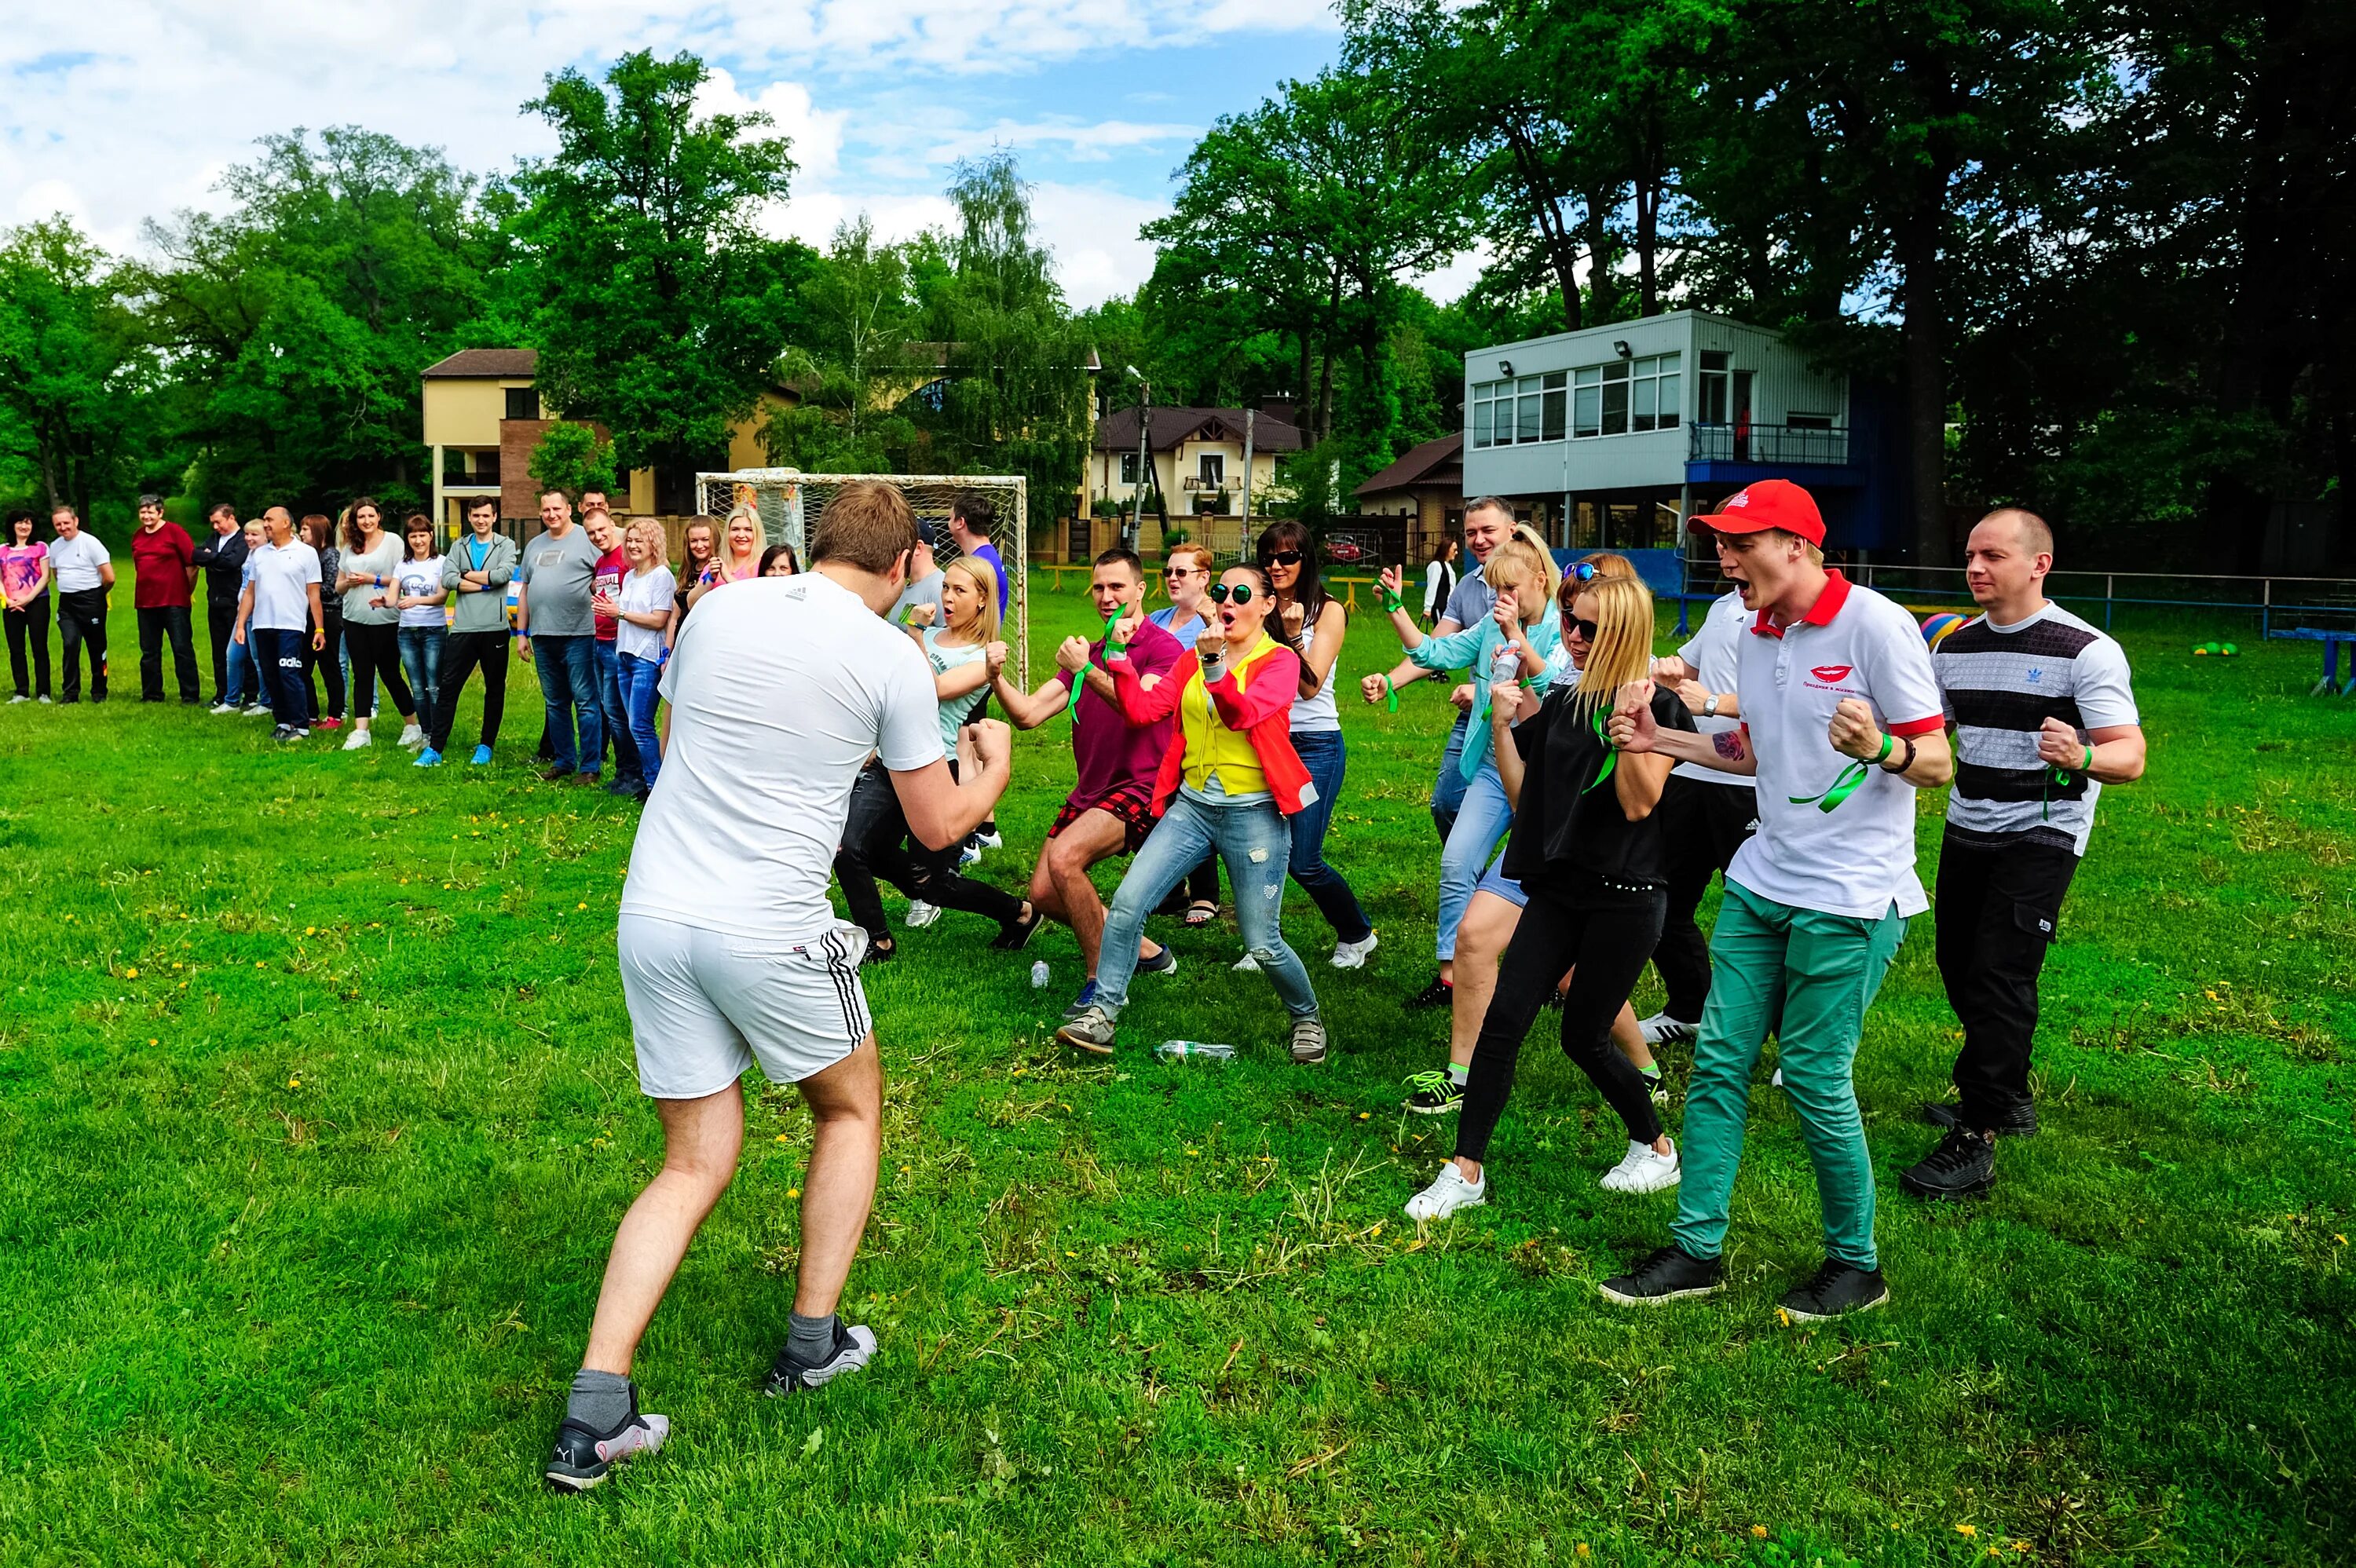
625, 516, 668, 571
1569, 576, 1655, 716
940, 555, 1003, 643
1482, 535, 1560, 624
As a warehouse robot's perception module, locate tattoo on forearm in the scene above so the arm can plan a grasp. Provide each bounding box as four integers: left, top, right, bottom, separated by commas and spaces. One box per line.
1714, 731, 1744, 762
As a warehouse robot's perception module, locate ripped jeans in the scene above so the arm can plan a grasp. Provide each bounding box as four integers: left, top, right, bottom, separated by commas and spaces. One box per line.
1093, 785, 1320, 1022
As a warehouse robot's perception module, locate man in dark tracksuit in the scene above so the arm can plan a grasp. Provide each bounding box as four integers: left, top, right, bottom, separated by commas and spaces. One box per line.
192, 503, 250, 705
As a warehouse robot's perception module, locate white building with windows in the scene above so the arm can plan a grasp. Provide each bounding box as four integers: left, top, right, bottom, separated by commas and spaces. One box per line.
1461, 310, 1903, 553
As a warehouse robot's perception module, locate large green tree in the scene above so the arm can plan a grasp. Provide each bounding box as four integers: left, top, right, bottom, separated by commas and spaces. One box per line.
0, 218, 162, 526
507, 49, 814, 514
141, 126, 487, 514
763, 216, 927, 473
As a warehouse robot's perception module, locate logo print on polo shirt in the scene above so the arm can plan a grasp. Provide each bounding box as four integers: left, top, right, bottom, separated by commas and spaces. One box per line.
1809, 665, 1853, 683
2026, 667, 2043, 682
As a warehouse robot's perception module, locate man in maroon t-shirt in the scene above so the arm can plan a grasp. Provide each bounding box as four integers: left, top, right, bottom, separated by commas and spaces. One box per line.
129, 492, 201, 704
582, 504, 643, 798
992, 547, 1181, 1016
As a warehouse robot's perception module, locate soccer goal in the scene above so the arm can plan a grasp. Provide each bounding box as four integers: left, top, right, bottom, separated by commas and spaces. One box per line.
693, 470, 1031, 686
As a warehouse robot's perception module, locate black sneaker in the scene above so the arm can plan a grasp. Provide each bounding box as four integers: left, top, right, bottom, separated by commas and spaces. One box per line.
1599, 1245, 1725, 1307
990, 904, 1044, 952
764, 1319, 878, 1395
1407, 974, 1453, 1009
1779, 1259, 1890, 1321
1136, 944, 1178, 979
1403, 1070, 1465, 1115
1923, 1099, 2038, 1138
1900, 1125, 1997, 1200
544, 1391, 671, 1492
858, 935, 894, 967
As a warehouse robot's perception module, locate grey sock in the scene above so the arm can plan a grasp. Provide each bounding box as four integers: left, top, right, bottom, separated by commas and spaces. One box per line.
567, 1368, 634, 1433
788, 1310, 838, 1363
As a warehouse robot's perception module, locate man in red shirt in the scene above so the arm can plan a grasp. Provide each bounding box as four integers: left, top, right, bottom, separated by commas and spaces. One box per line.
130, 493, 201, 704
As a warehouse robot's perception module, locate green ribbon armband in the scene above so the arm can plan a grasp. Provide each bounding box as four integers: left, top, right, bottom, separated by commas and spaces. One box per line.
1379, 587, 1407, 613
1790, 733, 1890, 814
1066, 611, 1125, 720
2042, 743, 2094, 821
1582, 708, 1618, 793
1379, 674, 1399, 713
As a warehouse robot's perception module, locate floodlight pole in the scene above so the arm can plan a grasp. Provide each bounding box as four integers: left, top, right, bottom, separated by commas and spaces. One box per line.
1238, 408, 1257, 557
1125, 365, 1151, 554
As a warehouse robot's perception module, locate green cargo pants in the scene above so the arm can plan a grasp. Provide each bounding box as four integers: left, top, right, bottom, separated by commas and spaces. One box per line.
1671, 881, 1907, 1271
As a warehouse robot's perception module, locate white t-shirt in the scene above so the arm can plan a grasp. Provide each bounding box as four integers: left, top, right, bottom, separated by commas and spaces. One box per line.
248, 541, 323, 634
1724, 572, 1946, 919
49, 532, 111, 593
1671, 590, 1756, 788
616, 565, 677, 661
396, 554, 445, 628
621, 572, 944, 941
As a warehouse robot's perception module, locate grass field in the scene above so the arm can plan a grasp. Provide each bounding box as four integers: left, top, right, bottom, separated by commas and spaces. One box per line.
0, 585, 2351, 1566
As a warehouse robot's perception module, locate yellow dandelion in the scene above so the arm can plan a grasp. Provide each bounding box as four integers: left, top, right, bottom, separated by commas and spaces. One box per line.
1751, 1525, 1769, 1539
304, 927, 315, 937
147, 1038, 158, 1047
1185, 1148, 1201, 1158
775, 1134, 790, 1143
786, 1187, 801, 1200
1575, 1548, 1590, 1561
1956, 1523, 1978, 1538
1357, 1111, 1371, 1120
170, 962, 181, 970
287, 1076, 301, 1089
1064, 1250, 1077, 1258
254, 960, 265, 968
576, 901, 587, 911
125, 967, 137, 978
1776, 1307, 1791, 1326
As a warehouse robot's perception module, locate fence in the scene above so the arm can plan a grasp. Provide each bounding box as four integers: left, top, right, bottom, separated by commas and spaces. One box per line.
1817, 561, 2356, 639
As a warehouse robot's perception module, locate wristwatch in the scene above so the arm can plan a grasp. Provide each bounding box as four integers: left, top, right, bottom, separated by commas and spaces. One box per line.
1702, 693, 1720, 718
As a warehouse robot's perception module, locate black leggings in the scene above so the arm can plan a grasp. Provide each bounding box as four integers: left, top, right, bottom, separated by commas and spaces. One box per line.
434, 630, 510, 751
344, 620, 414, 722
5, 599, 51, 698
1456, 872, 1668, 1164
303, 618, 346, 721
834, 762, 1023, 939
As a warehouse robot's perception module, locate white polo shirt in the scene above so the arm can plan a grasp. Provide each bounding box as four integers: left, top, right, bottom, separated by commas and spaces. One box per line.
1725, 571, 1946, 919
1671, 590, 1755, 788
49, 532, 111, 592
248, 540, 323, 633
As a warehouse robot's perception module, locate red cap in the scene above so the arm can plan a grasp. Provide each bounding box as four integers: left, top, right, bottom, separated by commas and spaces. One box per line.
1689, 479, 1824, 546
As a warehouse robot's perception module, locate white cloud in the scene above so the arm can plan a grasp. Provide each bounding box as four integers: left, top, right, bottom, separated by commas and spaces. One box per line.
1030, 182, 1168, 306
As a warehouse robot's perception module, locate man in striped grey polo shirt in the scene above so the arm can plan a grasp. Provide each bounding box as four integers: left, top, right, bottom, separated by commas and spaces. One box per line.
1902, 509, 2146, 1201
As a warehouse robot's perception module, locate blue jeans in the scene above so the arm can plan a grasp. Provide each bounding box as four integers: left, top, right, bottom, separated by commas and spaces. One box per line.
595, 639, 642, 784
1286, 729, 1373, 943
532, 634, 602, 776
1096, 791, 1320, 1022
397, 625, 445, 742
1436, 759, 1514, 961
226, 632, 262, 707
620, 651, 664, 786
1430, 712, 1470, 840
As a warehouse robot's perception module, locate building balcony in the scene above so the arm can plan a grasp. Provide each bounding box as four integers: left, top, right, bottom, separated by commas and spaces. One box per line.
1688, 422, 1848, 466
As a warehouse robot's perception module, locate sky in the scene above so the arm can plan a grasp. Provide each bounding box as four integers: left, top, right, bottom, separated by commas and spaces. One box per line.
0, 0, 1475, 308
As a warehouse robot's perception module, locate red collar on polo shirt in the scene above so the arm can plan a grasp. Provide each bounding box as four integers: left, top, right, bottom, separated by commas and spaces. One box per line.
1750, 568, 1852, 639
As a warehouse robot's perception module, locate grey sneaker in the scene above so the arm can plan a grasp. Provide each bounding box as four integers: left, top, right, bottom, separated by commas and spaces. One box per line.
764, 1319, 878, 1395
1055, 1003, 1117, 1055
1290, 1015, 1328, 1065
544, 1393, 670, 1492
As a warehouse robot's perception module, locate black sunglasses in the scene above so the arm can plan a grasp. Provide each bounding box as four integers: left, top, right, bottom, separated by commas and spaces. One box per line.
1566, 616, 1600, 641
1262, 549, 1303, 567
1206, 583, 1256, 605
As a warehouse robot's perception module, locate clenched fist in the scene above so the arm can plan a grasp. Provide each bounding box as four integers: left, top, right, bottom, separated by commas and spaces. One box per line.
1827, 696, 1884, 762
1359, 672, 1390, 705
1055, 634, 1092, 673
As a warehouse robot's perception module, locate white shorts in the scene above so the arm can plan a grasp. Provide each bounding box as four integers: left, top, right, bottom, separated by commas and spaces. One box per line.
617, 913, 872, 1098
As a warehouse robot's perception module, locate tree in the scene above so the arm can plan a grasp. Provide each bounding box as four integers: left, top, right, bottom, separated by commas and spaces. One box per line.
918, 153, 1094, 528
526, 420, 619, 500
140, 126, 488, 514
763, 216, 927, 473
0, 218, 162, 525
507, 49, 811, 514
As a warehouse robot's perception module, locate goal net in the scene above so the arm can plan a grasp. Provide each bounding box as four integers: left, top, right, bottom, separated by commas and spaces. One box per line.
693, 470, 1030, 685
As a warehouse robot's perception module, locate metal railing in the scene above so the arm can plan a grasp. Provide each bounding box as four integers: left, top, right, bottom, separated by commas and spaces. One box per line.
1677, 555, 2356, 638
1688, 422, 1849, 466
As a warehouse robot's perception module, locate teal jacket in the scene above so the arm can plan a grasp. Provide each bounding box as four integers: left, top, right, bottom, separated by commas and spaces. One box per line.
1410, 605, 1564, 780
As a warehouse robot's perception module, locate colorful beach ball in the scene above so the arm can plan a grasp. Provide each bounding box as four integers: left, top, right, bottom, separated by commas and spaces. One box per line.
1920, 612, 1969, 649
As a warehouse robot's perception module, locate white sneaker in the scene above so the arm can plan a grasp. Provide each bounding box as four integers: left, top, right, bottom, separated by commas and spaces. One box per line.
342, 727, 373, 751
398, 724, 425, 749
7, 694, 25, 704
1406, 1163, 1487, 1222
1599, 1139, 1681, 1194
1330, 930, 1378, 970
243, 704, 272, 718
209, 701, 236, 715
905, 900, 941, 929
1231, 952, 1260, 973
1639, 1011, 1699, 1047
975, 829, 1004, 850
37, 695, 52, 704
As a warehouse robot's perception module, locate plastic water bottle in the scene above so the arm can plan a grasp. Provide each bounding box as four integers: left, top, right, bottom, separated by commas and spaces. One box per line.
1157, 1040, 1237, 1061
1030, 960, 1050, 989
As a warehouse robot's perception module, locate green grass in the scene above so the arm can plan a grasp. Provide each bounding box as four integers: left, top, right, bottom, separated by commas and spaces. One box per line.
0, 590, 2351, 1567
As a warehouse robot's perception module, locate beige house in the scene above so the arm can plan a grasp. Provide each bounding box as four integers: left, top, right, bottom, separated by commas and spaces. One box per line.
1088, 404, 1302, 536
421, 348, 796, 532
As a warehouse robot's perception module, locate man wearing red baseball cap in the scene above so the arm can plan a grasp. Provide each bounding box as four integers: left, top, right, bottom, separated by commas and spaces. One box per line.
1601, 479, 1953, 1321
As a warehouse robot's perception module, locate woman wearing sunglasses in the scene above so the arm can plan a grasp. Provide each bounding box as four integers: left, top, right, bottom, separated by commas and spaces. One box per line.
1148, 543, 1223, 927
1407, 569, 1696, 1221
1230, 520, 1378, 970
1055, 565, 1329, 1065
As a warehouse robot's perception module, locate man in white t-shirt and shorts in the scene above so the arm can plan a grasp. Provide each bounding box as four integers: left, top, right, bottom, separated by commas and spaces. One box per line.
1601, 481, 1954, 1321
1901, 508, 2145, 1201
546, 481, 1012, 1493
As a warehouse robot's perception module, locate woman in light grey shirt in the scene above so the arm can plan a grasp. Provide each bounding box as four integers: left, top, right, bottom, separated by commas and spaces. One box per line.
331, 496, 420, 751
